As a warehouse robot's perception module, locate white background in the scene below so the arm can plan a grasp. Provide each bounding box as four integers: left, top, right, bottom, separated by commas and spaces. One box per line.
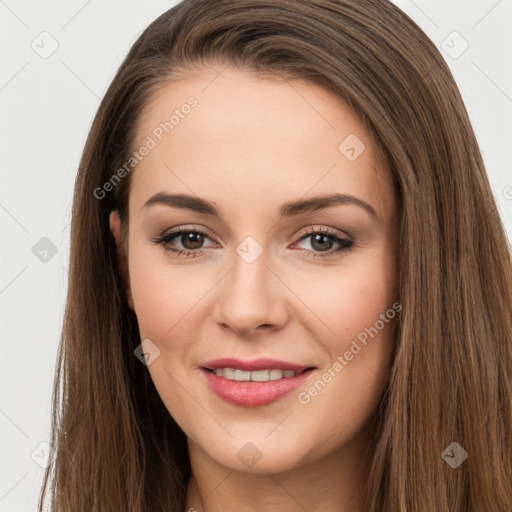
1, 1, 511, 510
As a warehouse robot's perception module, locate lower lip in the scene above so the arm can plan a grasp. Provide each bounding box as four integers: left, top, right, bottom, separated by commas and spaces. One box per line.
200, 368, 316, 407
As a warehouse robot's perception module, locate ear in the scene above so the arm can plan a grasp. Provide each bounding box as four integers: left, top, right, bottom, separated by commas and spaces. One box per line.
109, 210, 135, 311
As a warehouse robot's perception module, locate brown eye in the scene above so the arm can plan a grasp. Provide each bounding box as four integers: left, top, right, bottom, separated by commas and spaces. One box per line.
310, 233, 336, 252
294, 227, 355, 259
151, 228, 215, 258
179, 232, 206, 250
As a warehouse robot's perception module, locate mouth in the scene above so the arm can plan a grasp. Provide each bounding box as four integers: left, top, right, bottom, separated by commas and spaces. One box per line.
198, 358, 317, 407
200, 357, 316, 381
201, 366, 315, 381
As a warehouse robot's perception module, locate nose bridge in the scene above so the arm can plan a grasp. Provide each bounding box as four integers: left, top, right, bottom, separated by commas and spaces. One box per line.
213, 240, 288, 333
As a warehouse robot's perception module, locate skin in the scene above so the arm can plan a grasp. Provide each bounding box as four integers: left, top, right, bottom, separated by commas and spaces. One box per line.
110, 65, 399, 511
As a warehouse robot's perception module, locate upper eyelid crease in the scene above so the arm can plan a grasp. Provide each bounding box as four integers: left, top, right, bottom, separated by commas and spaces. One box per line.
153, 226, 354, 259
142, 192, 378, 221
154, 224, 350, 246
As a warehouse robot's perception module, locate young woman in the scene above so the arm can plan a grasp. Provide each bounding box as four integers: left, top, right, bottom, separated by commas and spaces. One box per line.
38, 1, 512, 510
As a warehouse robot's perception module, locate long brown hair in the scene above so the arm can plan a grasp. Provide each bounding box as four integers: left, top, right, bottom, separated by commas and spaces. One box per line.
39, 0, 512, 510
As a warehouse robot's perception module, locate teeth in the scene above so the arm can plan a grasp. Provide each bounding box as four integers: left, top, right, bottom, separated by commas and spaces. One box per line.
212, 368, 299, 381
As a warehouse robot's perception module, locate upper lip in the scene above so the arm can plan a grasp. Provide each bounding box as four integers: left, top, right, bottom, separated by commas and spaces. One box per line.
201, 357, 315, 372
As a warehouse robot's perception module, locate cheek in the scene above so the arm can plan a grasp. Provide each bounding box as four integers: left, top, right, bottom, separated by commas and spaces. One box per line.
127, 246, 204, 348
294, 272, 397, 444
127, 251, 205, 427
295, 252, 398, 401
300, 254, 398, 345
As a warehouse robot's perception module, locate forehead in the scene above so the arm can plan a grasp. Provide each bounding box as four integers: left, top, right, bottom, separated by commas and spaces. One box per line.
129, 67, 393, 218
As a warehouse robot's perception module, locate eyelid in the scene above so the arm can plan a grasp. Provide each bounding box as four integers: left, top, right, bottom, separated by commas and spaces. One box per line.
155, 224, 218, 241
153, 224, 351, 245
295, 225, 352, 241
152, 223, 355, 259
290, 226, 354, 256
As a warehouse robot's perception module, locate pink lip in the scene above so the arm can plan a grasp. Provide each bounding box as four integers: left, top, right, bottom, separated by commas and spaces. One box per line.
200, 357, 313, 372
200, 366, 316, 407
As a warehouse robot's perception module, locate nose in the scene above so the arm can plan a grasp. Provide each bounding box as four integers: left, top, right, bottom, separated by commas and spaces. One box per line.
212, 252, 289, 337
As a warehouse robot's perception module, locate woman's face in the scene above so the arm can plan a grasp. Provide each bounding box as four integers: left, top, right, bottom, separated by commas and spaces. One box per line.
110, 66, 399, 475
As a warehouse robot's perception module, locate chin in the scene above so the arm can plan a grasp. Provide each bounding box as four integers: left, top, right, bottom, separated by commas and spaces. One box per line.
203, 436, 310, 474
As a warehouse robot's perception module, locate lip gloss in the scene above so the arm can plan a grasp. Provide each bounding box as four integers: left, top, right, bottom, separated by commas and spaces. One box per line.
200, 367, 315, 407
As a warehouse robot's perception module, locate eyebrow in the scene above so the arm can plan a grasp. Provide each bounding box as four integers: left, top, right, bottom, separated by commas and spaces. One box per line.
143, 192, 378, 220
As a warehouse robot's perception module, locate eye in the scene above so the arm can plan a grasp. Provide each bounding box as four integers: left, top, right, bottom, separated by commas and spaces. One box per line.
151, 227, 216, 258
151, 225, 355, 259
291, 226, 354, 258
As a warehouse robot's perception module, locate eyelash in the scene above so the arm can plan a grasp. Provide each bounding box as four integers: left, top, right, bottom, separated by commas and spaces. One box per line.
151, 225, 355, 260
